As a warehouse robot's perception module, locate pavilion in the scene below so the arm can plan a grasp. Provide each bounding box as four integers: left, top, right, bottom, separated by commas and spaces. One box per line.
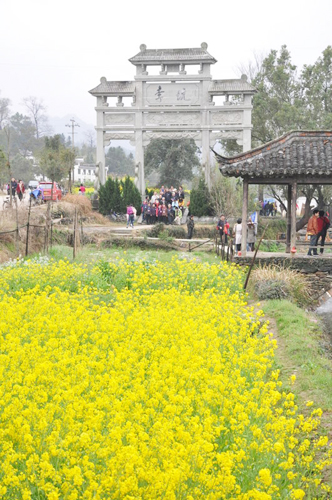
214, 130, 332, 256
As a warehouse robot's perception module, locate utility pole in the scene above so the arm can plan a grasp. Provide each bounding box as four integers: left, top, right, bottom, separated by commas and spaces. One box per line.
65, 118, 80, 191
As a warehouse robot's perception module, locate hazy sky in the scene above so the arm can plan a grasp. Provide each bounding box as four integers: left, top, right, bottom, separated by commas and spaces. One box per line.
1, 0, 331, 126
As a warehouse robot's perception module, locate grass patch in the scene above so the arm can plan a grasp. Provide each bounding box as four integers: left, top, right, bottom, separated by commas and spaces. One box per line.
263, 299, 332, 412
48, 244, 222, 265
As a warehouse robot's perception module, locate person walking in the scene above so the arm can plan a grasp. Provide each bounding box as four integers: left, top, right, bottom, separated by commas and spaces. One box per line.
217, 214, 226, 245
317, 210, 330, 254
233, 218, 242, 255
16, 180, 25, 201
11, 178, 17, 197
187, 215, 195, 239
306, 209, 319, 256
78, 183, 86, 195
126, 204, 135, 228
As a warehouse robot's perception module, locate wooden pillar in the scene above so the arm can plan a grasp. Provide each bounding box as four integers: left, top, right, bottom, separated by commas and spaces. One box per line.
286, 184, 292, 253
291, 181, 297, 251
241, 178, 249, 257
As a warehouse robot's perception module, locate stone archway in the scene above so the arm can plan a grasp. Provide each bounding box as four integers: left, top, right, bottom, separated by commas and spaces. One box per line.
89, 43, 256, 196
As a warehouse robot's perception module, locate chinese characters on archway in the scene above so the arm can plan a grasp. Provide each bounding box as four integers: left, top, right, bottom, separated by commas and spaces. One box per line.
155, 86, 189, 102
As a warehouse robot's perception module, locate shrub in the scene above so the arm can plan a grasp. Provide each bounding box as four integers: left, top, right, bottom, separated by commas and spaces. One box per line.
189, 177, 213, 216
250, 265, 312, 307
255, 278, 291, 300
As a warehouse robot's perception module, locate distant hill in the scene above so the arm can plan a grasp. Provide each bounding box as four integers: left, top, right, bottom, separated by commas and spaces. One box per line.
48, 114, 135, 154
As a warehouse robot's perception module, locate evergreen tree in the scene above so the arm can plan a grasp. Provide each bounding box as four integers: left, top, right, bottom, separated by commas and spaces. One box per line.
98, 176, 141, 215
189, 177, 212, 217
98, 177, 122, 215
301, 46, 332, 129
251, 45, 305, 145
145, 139, 199, 186
120, 176, 142, 214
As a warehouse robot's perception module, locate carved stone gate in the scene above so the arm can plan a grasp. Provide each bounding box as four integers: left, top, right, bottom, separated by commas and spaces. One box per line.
89, 43, 256, 195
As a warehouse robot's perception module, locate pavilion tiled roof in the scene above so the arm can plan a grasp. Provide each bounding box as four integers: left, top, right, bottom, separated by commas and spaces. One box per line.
215, 131, 332, 179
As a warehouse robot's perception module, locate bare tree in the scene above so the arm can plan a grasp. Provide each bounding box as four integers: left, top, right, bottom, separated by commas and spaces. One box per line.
0, 93, 11, 130
85, 129, 95, 149
237, 50, 266, 83
22, 96, 50, 139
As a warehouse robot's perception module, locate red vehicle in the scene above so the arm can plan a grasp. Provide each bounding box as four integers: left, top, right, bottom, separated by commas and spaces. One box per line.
38, 182, 62, 202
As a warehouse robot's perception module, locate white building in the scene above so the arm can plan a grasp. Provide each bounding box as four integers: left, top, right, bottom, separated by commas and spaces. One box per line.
73, 158, 108, 185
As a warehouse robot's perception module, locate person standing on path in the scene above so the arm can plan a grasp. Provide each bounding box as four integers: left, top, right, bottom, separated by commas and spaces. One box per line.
16, 180, 25, 201
233, 218, 242, 255
78, 183, 86, 195
126, 204, 135, 228
317, 210, 330, 254
247, 219, 256, 251
187, 215, 195, 239
306, 209, 319, 256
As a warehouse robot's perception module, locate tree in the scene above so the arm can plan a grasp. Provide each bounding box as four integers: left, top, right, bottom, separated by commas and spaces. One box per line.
98, 177, 122, 215
38, 135, 75, 185
301, 46, 332, 129
0, 148, 8, 185
98, 176, 141, 215
145, 139, 200, 186
238, 51, 265, 84
10, 154, 34, 184
0, 93, 11, 130
210, 166, 243, 217
189, 177, 212, 217
251, 45, 306, 145
105, 146, 134, 176
240, 45, 332, 229
9, 113, 37, 157
80, 130, 96, 164
22, 96, 51, 139
120, 176, 142, 214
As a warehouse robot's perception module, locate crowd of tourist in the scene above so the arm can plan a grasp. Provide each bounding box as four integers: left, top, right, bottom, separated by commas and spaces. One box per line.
258, 200, 278, 216
140, 186, 187, 226
217, 215, 257, 254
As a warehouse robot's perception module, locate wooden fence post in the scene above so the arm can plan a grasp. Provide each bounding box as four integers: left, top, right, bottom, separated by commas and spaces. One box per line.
15, 200, 20, 257
80, 218, 84, 246
25, 196, 32, 256
45, 202, 51, 253
73, 208, 80, 259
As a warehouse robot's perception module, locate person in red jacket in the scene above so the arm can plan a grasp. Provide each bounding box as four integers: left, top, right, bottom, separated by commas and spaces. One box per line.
16, 180, 25, 201
317, 210, 330, 254
306, 209, 319, 256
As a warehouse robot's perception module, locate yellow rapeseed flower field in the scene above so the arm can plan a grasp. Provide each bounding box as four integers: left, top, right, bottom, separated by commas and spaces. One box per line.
0, 256, 331, 499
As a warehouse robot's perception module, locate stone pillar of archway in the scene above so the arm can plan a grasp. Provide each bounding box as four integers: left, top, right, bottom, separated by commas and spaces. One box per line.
135, 130, 145, 197
201, 129, 211, 190
96, 101, 106, 185
241, 179, 249, 257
